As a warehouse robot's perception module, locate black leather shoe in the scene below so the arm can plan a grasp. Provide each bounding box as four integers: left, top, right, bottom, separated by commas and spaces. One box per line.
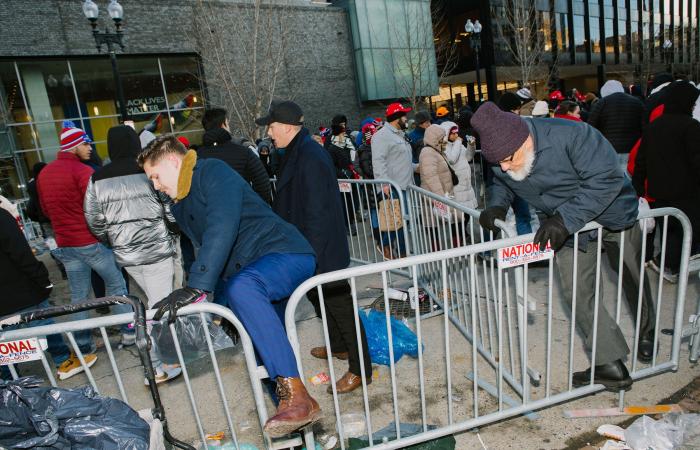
637, 338, 654, 364
572, 359, 633, 391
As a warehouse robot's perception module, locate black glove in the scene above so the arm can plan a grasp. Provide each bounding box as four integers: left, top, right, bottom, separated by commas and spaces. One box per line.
152, 287, 205, 323
533, 213, 570, 251
478, 207, 507, 232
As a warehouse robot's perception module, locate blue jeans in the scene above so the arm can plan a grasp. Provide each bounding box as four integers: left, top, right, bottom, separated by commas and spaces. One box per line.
512, 195, 533, 235
225, 253, 316, 379
2, 300, 71, 367
51, 243, 129, 348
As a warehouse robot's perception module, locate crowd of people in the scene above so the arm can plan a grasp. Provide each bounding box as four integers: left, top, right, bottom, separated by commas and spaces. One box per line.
0, 70, 698, 437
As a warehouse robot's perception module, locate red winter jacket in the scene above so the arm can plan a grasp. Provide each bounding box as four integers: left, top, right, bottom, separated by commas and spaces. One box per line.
37, 152, 98, 248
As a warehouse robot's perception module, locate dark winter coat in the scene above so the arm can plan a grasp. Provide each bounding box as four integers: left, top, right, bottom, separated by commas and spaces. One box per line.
37, 152, 97, 248
83, 126, 176, 267
358, 143, 374, 179
488, 118, 638, 239
0, 209, 51, 316
632, 81, 700, 203
197, 128, 272, 204
172, 158, 314, 292
272, 128, 350, 274
587, 92, 646, 154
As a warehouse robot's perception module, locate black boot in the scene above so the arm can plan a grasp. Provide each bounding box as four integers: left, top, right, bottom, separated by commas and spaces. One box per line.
572, 359, 632, 391
637, 334, 655, 364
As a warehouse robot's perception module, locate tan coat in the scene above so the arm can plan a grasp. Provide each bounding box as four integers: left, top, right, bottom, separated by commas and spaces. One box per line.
419, 126, 454, 228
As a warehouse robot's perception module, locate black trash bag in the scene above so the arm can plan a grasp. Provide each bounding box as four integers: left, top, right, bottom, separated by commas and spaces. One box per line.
0, 376, 150, 449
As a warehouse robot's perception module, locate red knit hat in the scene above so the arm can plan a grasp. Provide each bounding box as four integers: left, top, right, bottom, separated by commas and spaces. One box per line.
60, 120, 91, 152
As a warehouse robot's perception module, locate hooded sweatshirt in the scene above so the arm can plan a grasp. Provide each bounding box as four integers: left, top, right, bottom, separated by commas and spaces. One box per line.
83, 125, 176, 266
600, 80, 625, 98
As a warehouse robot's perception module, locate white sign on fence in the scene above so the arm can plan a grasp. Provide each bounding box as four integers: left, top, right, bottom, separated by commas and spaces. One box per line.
338, 182, 352, 193
0, 338, 48, 366
497, 241, 554, 269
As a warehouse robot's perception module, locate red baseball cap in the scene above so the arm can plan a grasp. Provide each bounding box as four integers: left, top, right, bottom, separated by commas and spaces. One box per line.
386, 102, 412, 117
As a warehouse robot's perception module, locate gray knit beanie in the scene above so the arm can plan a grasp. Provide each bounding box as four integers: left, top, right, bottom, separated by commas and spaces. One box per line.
471, 102, 530, 164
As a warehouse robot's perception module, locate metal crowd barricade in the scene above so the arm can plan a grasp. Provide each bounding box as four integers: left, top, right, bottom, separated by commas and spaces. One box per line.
285, 207, 695, 450
0, 297, 311, 450
337, 178, 412, 264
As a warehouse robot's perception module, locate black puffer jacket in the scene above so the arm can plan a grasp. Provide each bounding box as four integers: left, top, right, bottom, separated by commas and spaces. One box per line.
632, 81, 700, 202
0, 209, 51, 316
588, 92, 646, 154
197, 128, 272, 204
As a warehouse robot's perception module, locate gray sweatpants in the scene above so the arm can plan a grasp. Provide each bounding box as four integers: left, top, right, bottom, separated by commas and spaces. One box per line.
553, 224, 656, 365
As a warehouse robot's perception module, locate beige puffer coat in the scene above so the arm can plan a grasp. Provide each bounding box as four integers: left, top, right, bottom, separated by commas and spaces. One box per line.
419, 125, 453, 205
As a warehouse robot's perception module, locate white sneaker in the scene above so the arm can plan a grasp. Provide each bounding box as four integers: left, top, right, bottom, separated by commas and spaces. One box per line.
120, 332, 136, 347
144, 364, 182, 385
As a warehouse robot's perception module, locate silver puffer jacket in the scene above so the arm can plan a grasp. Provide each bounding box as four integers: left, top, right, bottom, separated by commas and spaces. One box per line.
83, 125, 176, 267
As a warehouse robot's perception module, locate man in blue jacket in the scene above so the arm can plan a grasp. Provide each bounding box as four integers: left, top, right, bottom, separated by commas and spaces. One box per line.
138, 136, 320, 438
472, 102, 656, 391
258, 101, 372, 394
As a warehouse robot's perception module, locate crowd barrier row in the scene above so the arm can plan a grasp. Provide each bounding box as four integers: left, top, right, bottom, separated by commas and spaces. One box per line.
2, 178, 699, 450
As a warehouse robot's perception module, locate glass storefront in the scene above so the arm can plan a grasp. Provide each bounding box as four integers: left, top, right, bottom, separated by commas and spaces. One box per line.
0, 54, 205, 201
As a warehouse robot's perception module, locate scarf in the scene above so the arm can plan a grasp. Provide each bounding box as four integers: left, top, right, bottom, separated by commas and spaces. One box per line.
175, 150, 197, 202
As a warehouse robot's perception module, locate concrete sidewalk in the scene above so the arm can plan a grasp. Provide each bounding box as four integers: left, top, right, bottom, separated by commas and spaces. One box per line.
6, 250, 699, 450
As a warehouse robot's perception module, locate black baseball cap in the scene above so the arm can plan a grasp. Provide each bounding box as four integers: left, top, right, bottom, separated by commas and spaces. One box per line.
255, 100, 304, 126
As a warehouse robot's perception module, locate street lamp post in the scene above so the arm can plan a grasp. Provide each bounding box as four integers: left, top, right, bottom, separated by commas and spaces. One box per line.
82, 0, 129, 122
464, 19, 483, 103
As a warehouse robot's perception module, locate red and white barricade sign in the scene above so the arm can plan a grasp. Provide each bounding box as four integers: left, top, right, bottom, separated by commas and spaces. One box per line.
497, 241, 554, 269
0, 338, 48, 365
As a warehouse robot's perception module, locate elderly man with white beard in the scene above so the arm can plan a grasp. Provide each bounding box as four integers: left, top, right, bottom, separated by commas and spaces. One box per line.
472, 102, 656, 391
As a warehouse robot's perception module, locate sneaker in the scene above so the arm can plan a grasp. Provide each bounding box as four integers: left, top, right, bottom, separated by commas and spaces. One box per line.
144, 364, 182, 385
647, 259, 678, 283
57, 353, 97, 380
120, 332, 136, 347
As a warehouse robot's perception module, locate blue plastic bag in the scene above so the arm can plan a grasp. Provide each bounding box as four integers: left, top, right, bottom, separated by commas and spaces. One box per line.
359, 309, 419, 366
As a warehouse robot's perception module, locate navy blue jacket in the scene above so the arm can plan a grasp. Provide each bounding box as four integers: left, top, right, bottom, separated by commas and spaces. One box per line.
173, 158, 314, 292
272, 128, 350, 274
488, 118, 638, 236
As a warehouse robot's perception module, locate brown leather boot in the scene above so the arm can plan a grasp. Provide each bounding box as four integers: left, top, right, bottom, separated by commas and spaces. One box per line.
263, 377, 321, 438
310, 346, 349, 360
327, 371, 372, 394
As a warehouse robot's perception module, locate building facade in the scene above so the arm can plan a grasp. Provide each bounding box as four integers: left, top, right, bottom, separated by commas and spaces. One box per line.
0, 0, 370, 202
433, 0, 699, 108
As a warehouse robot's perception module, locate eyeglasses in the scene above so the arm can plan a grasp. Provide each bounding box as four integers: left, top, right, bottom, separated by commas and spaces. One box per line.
499, 153, 515, 164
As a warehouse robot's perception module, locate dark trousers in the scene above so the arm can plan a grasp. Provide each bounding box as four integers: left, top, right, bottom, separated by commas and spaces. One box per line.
652, 199, 700, 271
306, 280, 372, 377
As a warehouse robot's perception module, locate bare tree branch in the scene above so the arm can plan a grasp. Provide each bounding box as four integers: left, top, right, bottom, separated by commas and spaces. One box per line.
495, 0, 549, 88
188, 0, 290, 140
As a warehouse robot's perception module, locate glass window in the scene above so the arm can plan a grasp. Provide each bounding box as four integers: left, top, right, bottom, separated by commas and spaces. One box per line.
590, 19, 601, 63
604, 18, 616, 59
556, 13, 569, 54
574, 15, 587, 63
14, 60, 79, 126
0, 62, 30, 125
619, 18, 628, 56
631, 20, 640, 62
158, 56, 205, 136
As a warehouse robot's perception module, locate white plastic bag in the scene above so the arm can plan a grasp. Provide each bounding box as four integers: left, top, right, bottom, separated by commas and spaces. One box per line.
624, 414, 700, 450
